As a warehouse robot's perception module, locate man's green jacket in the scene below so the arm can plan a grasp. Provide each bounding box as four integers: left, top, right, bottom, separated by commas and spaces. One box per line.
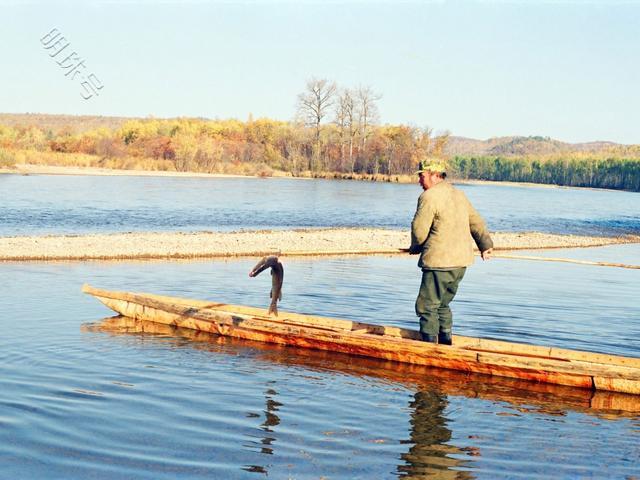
410, 181, 493, 269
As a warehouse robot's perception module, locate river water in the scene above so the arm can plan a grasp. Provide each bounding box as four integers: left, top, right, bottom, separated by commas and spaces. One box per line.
1, 174, 639, 236
1, 174, 639, 479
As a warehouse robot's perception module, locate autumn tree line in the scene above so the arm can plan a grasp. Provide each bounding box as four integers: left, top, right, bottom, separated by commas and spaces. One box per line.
0, 78, 639, 190
0, 78, 446, 178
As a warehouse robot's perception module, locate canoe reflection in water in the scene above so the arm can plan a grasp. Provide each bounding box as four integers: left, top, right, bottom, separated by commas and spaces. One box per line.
82, 316, 640, 477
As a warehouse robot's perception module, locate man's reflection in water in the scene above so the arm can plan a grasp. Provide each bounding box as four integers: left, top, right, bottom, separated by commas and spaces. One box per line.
398, 388, 475, 479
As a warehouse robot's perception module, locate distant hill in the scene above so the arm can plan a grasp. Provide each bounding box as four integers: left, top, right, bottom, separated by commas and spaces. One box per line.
445, 135, 623, 157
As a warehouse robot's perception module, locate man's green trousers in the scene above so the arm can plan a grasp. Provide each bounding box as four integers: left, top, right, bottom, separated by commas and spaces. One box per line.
415, 267, 467, 337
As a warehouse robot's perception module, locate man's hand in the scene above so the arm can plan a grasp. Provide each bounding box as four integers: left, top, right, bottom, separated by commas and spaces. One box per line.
481, 248, 493, 260
408, 245, 422, 255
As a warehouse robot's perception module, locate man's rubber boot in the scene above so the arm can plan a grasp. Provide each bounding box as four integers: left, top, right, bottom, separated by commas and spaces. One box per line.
438, 331, 452, 346
421, 332, 438, 343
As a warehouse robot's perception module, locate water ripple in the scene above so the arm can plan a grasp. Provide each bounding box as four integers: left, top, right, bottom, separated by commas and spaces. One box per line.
1, 249, 639, 478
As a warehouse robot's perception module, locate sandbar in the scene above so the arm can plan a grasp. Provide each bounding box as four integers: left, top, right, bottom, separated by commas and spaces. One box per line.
0, 228, 637, 262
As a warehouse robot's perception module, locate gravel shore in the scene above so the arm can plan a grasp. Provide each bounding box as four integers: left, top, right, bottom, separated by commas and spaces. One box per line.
1, 228, 637, 262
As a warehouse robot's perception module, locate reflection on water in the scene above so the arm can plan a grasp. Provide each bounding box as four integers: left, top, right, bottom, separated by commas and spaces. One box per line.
2, 248, 640, 478
86, 316, 640, 479
400, 390, 470, 479
87, 316, 640, 418
242, 381, 281, 474
1, 174, 639, 236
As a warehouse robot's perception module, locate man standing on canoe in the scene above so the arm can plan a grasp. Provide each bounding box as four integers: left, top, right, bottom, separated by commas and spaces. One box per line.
409, 159, 493, 345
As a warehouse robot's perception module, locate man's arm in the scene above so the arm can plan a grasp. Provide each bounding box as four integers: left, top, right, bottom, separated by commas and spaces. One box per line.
409, 193, 435, 254
467, 198, 493, 254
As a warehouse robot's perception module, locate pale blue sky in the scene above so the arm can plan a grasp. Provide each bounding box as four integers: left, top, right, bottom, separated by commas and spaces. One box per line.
1, 0, 639, 143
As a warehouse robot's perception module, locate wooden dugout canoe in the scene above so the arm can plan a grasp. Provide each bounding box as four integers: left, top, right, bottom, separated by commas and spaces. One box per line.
84, 316, 640, 415
82, 284, 640, 395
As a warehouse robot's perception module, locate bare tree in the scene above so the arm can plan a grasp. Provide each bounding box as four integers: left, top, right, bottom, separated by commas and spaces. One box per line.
334, 88, 358, 172
296, 77, 337, 170
355, 85, 382, 155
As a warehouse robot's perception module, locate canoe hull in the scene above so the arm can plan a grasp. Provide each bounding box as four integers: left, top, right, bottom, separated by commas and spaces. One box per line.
83, 285, 640, 395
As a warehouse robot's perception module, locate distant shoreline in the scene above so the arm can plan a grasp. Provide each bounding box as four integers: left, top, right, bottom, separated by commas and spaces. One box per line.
1, 228, 637, 262
0, 164, 628, 192
0, 164, 258, 179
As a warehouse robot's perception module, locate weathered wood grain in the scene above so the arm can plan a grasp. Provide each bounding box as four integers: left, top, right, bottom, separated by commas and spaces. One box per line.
82, 284, 640, 394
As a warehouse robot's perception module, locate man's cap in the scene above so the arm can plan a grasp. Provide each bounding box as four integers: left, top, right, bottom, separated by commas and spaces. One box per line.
416, 158, 447, 174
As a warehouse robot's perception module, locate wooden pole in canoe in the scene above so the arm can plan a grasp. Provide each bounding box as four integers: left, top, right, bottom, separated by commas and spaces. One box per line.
489, 253, 640, 270
396, 248, 639, 269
